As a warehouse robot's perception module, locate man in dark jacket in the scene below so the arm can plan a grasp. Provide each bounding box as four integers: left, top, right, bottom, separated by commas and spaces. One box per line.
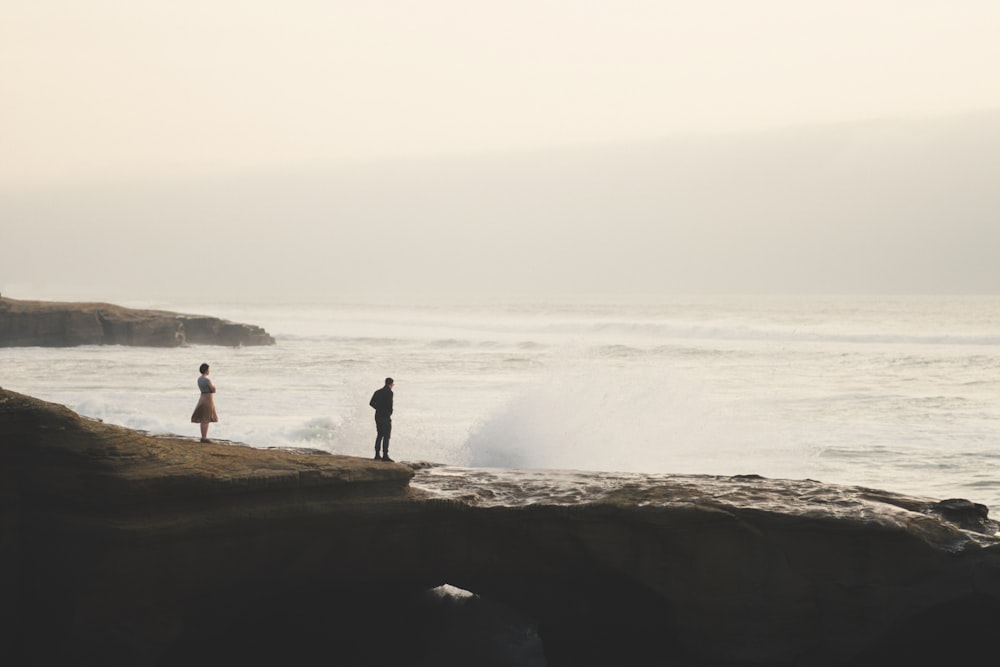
369, 377, 394, 461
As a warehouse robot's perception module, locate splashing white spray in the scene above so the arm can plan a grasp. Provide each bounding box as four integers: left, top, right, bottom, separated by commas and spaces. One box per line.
458, 364, 790, 475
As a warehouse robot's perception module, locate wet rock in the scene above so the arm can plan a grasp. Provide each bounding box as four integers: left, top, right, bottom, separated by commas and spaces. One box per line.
930, 498, 995, 533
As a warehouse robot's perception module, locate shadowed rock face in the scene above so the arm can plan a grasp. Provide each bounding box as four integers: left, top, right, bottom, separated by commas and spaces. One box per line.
3, 387, 1000, 666
0, 297, 275, 347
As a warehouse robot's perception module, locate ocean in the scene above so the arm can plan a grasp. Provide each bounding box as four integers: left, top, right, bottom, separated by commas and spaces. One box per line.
3, 295, 999, 511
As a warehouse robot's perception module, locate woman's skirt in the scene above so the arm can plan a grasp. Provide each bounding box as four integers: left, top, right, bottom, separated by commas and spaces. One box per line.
191, 393, 219, 423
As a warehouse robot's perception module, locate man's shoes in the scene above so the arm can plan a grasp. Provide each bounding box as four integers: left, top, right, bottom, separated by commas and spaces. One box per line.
382, 456, 394, 462
374, 453, 382, 460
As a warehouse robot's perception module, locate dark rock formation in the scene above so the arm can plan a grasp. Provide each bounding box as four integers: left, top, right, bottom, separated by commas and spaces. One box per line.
4, 387, 1000, 666
0, 297, 275, 347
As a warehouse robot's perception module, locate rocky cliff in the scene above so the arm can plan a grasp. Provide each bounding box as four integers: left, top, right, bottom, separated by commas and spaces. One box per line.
0, 297, 275, 347
3, 387, 1000, 666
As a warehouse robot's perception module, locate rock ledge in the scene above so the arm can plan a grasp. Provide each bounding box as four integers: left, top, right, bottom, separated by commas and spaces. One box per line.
4, 387, 1000, 666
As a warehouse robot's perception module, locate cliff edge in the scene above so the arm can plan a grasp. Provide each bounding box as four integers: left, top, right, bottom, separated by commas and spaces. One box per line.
0, 297, 275, 347
3, 387, 1000, 666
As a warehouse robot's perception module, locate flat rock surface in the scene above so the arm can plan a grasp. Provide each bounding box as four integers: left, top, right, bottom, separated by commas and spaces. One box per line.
1, 387, 410, 501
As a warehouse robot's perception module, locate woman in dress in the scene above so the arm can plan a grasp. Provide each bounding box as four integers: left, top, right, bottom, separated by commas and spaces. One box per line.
190, 362, 218, 442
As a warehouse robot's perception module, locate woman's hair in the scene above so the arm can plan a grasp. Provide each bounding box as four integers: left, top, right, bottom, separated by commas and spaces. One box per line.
199, 363, 210, 374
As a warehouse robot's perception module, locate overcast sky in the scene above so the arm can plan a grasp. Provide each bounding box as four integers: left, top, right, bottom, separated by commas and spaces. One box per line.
3, 1, 1000, 300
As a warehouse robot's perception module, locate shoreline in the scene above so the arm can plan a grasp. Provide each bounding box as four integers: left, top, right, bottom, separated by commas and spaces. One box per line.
5, 387, 1000, 665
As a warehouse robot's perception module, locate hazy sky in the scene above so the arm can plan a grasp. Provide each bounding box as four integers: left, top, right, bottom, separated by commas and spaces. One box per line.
4, 0, 1000, 189
3, 1, 1000, 300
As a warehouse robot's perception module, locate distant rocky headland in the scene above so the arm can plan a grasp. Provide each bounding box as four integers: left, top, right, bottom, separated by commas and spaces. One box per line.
4, 387, 1000, 666
0, 296, 275, 347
